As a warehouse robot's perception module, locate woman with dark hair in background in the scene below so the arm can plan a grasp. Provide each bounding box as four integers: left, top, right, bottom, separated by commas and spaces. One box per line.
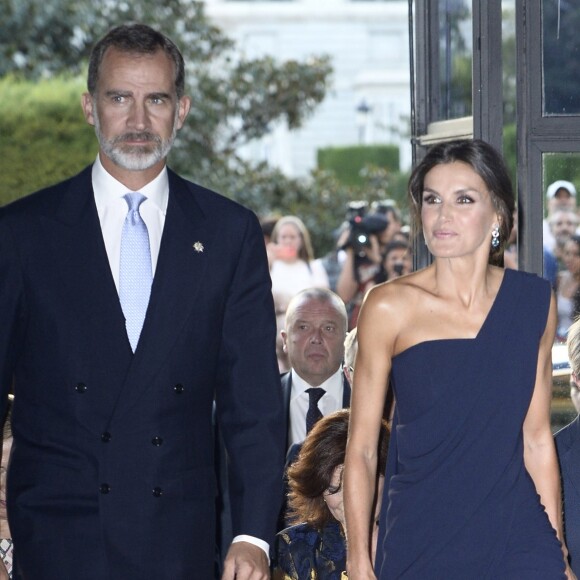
374, 239, 413, 284
344, 139, 573, 578
275, 410, 389, 580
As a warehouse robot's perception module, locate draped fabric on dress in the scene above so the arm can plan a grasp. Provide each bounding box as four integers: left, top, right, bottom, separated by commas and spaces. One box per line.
375, 269, 565, 579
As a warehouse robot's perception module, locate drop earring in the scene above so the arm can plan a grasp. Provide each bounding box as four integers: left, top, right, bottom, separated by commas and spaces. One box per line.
491, 224, 500, 249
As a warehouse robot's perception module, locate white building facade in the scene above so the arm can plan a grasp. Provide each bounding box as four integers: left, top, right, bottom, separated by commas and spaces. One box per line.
204, 0, 411, 177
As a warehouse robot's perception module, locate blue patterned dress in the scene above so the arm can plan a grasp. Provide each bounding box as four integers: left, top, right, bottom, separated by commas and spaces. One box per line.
275, 519, 347, 579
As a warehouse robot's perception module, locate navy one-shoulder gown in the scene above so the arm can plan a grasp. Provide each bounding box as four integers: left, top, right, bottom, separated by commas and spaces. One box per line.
375, 269, 565, 579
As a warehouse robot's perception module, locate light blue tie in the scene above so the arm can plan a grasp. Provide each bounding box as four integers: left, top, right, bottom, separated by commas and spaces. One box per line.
119, 192, 152, 352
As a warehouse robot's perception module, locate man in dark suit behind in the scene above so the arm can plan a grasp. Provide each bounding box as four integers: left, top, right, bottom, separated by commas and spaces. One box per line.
279, 288, 350, 529
0, 24, 284, 580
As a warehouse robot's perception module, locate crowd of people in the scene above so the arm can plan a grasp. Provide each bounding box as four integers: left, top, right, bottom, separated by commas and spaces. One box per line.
540, 180, 580, 340
262, 199, 413, 348
2, 19, 580, 580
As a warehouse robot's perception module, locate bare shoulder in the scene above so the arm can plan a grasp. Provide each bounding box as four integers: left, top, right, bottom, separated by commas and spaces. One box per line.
365, 269, 432, 311
358, 269, 433, 340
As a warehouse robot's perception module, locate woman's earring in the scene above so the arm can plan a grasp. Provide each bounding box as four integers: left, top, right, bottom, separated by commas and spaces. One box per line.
491, 224, 500, 249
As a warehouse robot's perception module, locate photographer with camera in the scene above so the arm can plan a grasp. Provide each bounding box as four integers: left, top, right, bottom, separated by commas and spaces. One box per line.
336, 202, 390, 329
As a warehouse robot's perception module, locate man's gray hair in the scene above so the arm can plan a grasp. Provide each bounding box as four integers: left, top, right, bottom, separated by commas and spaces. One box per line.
285, 287, 347, 332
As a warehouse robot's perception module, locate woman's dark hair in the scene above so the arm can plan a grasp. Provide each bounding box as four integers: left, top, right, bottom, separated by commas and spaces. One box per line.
286, 409, 389, 529
383, 239, 411, 260
408, 139, 515, 265
87, 23, 186, 99
372, 239, 412, 284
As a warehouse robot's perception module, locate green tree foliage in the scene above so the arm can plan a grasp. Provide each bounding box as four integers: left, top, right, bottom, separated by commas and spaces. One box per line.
0, 0, 232, 78
0, 0, 331, 180
223, 162, 408, 256
0, 0, 407, 254
317, 145, 400, 187
0, 77, 97, 204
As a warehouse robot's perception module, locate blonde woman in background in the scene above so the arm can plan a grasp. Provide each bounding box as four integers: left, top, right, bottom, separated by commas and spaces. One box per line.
268, 216, 329, 371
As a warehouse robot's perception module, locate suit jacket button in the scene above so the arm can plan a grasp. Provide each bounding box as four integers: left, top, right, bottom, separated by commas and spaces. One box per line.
173, 384, 184, 394
101, 432, 111, 443
152, 487, 163, 497
99, 483, 111, 494
151, 436, 163, 446
75, 383, 87, 393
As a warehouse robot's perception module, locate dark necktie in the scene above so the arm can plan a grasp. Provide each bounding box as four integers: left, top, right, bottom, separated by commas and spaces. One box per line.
305, 388, 326, 434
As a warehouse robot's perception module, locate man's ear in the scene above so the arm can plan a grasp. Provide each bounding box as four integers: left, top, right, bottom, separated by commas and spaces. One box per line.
81, 93, 95, 127
281, 330, 288, 353
175, 96, 191, 130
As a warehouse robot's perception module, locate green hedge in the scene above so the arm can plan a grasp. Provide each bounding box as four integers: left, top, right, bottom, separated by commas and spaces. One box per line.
0, 76, 97, 206
317, 144, 400, 187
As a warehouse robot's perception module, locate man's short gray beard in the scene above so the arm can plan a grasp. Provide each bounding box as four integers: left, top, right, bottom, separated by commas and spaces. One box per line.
93, 104, 179, 172
100, 135, 174, 171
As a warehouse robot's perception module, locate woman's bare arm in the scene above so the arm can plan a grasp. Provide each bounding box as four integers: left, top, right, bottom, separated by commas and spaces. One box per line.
344, 284, 402, 579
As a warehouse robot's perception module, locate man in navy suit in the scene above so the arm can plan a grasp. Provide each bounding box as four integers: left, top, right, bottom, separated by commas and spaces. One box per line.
0, 24, 284, 579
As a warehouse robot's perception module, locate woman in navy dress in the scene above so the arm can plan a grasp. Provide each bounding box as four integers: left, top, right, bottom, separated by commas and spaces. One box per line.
343, 139, 573, 579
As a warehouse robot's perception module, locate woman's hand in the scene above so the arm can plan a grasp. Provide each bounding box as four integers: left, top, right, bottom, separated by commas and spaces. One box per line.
0, 559, 9, 580
345, 558, 377, 580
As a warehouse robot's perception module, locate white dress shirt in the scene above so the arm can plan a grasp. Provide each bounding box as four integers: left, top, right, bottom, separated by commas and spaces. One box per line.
288, 367, 344, 449
91, 157, 268, 558
92, 156, 167, 290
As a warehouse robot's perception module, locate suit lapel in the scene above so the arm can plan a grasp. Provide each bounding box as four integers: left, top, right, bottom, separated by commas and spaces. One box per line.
51, 167, 131, 358
112, 171, 216, 417
281, 373, 292, 450
41, 167, 133, 428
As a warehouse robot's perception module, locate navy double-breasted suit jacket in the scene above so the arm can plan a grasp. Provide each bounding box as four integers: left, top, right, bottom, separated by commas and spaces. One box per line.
0, 165, 285, 579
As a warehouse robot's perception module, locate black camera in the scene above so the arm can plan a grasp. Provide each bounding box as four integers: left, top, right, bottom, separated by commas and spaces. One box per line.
341, 201, 389, 255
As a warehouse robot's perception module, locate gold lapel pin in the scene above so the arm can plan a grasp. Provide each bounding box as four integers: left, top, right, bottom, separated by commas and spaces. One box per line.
193, 242, 204, 253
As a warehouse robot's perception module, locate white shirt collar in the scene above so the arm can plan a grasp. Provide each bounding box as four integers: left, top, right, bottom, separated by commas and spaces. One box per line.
91, 155, 169, 213
290, 367, 344, 401
287, 366, 345, 449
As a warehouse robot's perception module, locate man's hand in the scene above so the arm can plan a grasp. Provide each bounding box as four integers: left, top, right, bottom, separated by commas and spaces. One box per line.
221, 541, 269, 580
